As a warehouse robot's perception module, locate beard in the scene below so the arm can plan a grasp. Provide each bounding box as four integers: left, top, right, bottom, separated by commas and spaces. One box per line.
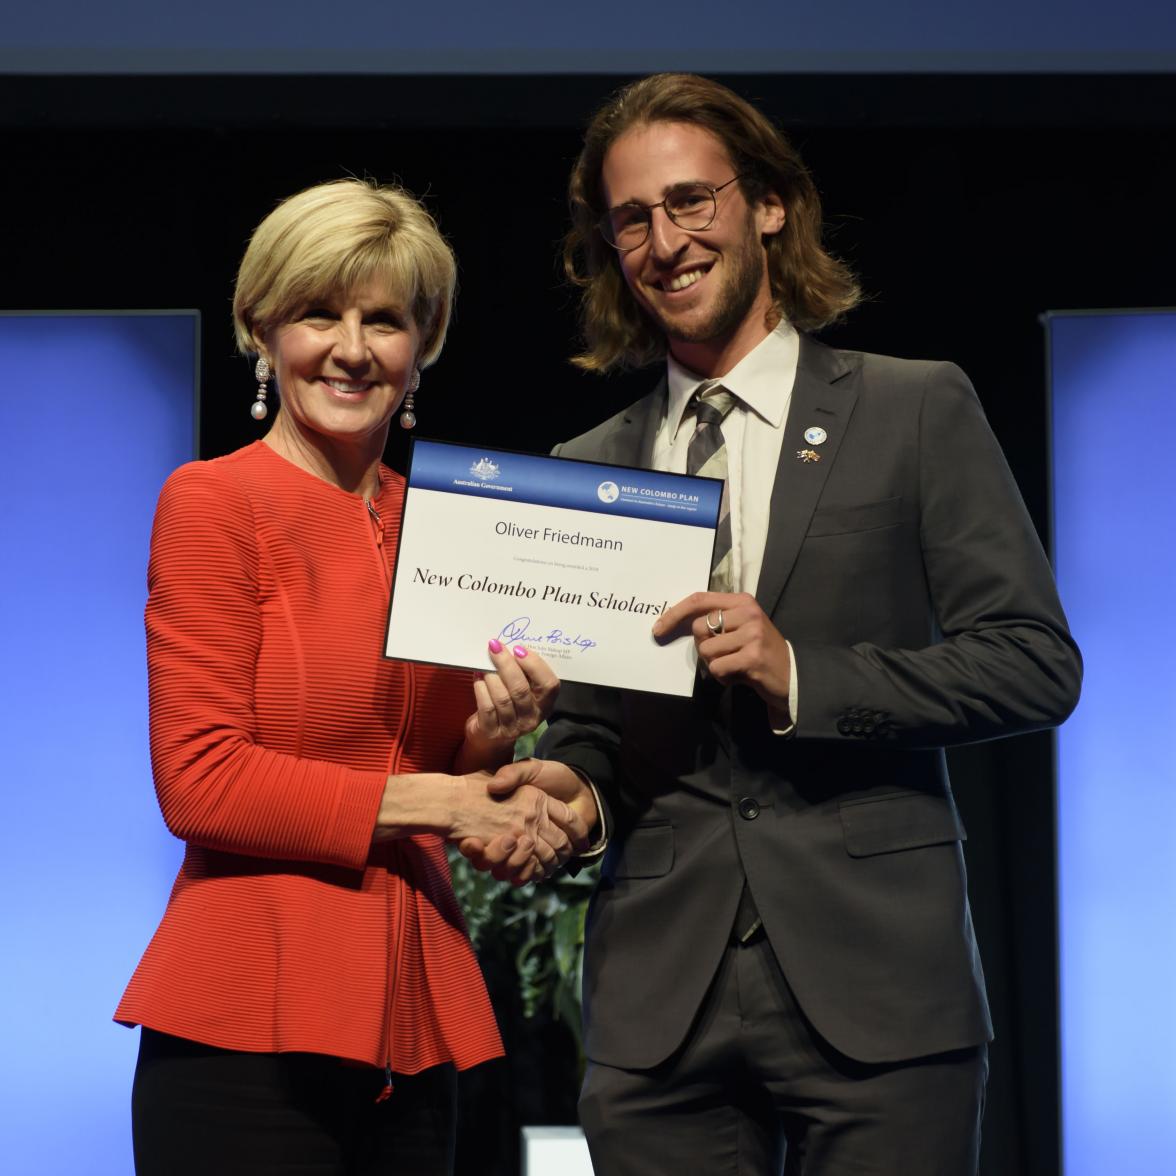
646, 211, 768, 347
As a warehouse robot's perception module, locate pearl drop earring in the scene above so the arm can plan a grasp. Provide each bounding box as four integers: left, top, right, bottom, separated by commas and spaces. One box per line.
400, 369, 420, 430
252, 357, 271, 421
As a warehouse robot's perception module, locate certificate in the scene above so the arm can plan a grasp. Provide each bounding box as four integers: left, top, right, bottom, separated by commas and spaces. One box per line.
383, 440, 722, 697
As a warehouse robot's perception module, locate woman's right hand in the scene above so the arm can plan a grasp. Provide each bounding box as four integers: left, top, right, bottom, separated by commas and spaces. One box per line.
373, 770, 590, 877
458, 758, 599, 884
451, 770, 589, 873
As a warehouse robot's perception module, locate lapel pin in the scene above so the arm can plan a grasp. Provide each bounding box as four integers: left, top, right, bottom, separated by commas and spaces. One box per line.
796, 449, 821, 463
803, 426, 828, 445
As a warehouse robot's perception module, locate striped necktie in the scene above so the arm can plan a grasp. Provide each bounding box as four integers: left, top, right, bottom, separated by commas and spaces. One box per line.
686, 382, 738, 593
688, 382, 763, 944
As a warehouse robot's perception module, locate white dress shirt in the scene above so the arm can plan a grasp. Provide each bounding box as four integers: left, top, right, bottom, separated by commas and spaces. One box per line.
570, 322, 803, 857
654, 321, 800, 729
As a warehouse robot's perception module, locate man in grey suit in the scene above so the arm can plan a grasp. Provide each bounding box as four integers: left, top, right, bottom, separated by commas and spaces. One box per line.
467, 73, 1081, 1174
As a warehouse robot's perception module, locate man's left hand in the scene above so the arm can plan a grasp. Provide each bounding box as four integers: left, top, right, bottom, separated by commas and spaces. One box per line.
653, 591, 792, 721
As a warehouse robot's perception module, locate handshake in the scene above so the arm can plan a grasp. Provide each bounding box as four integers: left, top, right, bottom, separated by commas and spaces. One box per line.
451, 758, 599, 886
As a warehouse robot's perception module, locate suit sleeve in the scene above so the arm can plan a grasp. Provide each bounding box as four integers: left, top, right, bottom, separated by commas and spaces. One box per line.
791, 362, 1082, 747
536, 677, 623, 834
144, 463, 385, 869
539, 437, 627, 820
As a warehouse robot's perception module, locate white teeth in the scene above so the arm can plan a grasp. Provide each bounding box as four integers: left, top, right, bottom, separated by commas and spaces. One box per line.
324, 378, 370, 393
666, 269, 704, 292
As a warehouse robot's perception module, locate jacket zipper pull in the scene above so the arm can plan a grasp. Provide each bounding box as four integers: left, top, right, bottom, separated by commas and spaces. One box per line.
367, 499, 383, 548
375, 1063, 394, 1103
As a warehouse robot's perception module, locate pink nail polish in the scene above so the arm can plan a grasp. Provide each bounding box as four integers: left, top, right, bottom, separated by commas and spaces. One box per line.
488, 638, 503, 654
512, 645, 528, 658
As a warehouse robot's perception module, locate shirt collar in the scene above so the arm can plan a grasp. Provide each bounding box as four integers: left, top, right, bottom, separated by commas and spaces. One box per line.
665, 320, 799, 440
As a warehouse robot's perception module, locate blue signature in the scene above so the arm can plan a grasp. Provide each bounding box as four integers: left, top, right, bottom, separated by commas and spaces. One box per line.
499, 616, 597, 652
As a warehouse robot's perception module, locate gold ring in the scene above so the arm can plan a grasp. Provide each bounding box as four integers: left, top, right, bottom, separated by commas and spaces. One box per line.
705, 609, 724, 635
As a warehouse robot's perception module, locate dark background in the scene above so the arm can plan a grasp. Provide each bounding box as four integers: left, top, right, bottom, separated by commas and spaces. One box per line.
4, 71, 1174, 1175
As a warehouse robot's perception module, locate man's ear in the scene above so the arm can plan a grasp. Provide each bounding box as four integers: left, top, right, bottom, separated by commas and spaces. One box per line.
757, 192, 786, 238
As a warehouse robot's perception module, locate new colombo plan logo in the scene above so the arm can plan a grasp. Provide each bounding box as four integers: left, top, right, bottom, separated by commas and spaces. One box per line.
469, 457, 500, 482
597, 480, 620, 504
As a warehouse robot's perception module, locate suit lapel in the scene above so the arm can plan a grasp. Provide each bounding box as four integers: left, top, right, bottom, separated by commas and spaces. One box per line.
755, 337, 859, 617
596, 377, 666, 468
585, 354, 856, 618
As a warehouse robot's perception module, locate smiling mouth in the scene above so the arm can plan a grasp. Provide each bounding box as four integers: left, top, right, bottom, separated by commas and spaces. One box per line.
659, 267, 707, 293
321, 378, 374, 393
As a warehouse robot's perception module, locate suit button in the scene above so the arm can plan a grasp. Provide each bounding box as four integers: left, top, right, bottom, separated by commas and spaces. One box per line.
837, 717, 852, 735
738, 797, 760, 820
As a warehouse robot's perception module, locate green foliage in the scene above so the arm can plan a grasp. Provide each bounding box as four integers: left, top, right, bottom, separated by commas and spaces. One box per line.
447, 723, 599, 1054
511, 726, 544, 761
448, 840, 598, 1052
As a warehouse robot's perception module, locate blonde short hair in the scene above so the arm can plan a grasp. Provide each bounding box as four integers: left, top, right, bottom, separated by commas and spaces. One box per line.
233, 178, 457, 368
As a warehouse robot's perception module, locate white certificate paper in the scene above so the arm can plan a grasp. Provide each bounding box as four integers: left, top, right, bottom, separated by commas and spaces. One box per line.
383, 441, 722, 697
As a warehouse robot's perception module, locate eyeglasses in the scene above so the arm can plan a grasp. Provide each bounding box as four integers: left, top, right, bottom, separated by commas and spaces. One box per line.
598, 176, 745, 252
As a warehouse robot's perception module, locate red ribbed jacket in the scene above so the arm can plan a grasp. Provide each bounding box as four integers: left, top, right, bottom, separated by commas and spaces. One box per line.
115, 442, 503, 1072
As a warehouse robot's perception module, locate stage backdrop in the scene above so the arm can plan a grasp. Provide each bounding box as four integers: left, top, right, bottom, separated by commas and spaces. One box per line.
1049, 309, 1176, 1175
0, 313, 197, 1175
1, 0, 1173, 73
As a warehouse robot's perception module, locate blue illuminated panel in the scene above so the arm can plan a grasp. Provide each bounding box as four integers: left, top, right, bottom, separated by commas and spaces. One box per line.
1050, 311, 1176, 1175
0, 314, 197, 1174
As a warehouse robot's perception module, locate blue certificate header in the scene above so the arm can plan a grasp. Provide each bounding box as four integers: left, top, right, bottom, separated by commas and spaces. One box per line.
408, 440, 722, 529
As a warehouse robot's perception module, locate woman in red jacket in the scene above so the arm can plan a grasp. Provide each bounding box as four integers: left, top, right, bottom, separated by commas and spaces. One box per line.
116, 178, 591, 1175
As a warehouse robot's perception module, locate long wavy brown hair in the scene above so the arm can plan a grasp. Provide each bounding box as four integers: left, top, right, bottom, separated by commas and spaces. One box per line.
564, 73, 862, 372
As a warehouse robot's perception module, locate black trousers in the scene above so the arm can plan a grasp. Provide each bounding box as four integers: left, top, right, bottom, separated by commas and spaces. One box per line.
132, 1029, 457, 1176
579, 934, 988, 1176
